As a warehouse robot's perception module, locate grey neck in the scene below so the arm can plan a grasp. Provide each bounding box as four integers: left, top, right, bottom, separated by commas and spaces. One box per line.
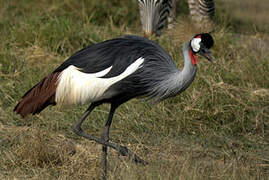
151, 43, 197, 101
167, 43, 197, 97
182, 43, 197, 76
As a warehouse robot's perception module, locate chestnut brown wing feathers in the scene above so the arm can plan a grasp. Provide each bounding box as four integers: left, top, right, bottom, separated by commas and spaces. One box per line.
14, 72, 60, 118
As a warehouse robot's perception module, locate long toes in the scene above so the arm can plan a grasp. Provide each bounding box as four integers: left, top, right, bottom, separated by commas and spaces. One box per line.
131, 154, 148, 165
118, 146, 129, 156
118, 145, 147, 165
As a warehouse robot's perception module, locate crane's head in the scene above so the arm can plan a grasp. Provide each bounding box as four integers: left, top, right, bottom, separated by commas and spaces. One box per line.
190, 33, 215, 63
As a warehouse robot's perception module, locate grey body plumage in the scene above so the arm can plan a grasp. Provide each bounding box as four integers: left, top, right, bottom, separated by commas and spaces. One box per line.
129, 42, 197, 101
147, 43, 197, 100
55, 35, 196, 102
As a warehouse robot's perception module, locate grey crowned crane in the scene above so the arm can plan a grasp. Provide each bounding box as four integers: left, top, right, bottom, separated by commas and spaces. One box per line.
14, 33, 215, 179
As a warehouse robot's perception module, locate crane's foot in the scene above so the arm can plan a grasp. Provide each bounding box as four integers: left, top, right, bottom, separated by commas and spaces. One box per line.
73, 126, 147, 165
117, 145, 148, 165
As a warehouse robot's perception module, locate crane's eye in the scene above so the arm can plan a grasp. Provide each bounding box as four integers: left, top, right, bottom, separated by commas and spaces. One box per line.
200, 48, 206, 53
198, 43, 208, 54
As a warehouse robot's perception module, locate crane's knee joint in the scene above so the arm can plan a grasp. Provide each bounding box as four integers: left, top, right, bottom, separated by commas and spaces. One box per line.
72, 125, 83, 135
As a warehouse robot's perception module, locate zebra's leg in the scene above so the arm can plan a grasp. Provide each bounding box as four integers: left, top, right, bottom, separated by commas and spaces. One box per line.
168, 0, 178, 29
188, 0, 215, 27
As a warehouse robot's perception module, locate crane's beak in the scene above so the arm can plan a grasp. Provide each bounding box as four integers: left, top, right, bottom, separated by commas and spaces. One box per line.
198, 44, 215, 63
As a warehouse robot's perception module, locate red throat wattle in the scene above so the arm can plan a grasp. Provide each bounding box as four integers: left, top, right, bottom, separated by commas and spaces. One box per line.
189, 49, 198, 65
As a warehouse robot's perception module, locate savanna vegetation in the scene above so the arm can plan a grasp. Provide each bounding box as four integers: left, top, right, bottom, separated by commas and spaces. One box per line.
0, 0, 268, 179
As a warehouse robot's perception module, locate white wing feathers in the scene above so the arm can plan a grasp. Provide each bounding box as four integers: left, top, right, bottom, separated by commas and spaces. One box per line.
55, 57, 144, 105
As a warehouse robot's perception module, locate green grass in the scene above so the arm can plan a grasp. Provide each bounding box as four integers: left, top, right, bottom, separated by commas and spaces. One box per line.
0, 0, 269, 179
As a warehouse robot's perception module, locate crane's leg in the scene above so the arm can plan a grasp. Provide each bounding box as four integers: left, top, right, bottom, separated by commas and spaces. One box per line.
72, 102, 100, 133
72, 103, 147, 177
100, 103, 117, 180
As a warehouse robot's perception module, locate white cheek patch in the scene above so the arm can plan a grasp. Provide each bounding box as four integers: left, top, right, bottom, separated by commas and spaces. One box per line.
191, 38, 201, 52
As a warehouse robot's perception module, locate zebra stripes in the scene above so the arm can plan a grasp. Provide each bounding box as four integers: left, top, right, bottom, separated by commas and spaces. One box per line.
138, 0, 215, 36
188, 0, 215, 22
167, 0, 177, 29
138, 0, 173, 37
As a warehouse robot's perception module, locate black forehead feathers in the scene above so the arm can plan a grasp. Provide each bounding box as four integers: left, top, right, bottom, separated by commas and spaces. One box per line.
194, 33, 214, 49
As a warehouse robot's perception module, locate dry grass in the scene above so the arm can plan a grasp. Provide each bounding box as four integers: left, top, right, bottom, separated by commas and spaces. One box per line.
217, 0, 269, 33
0, 0, 269, 179
1, 121, 268, 179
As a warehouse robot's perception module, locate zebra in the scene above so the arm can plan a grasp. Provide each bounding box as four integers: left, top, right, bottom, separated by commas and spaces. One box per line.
138, 0, 215, 36
137, 0, 173, 37
188, 0, 215, 23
